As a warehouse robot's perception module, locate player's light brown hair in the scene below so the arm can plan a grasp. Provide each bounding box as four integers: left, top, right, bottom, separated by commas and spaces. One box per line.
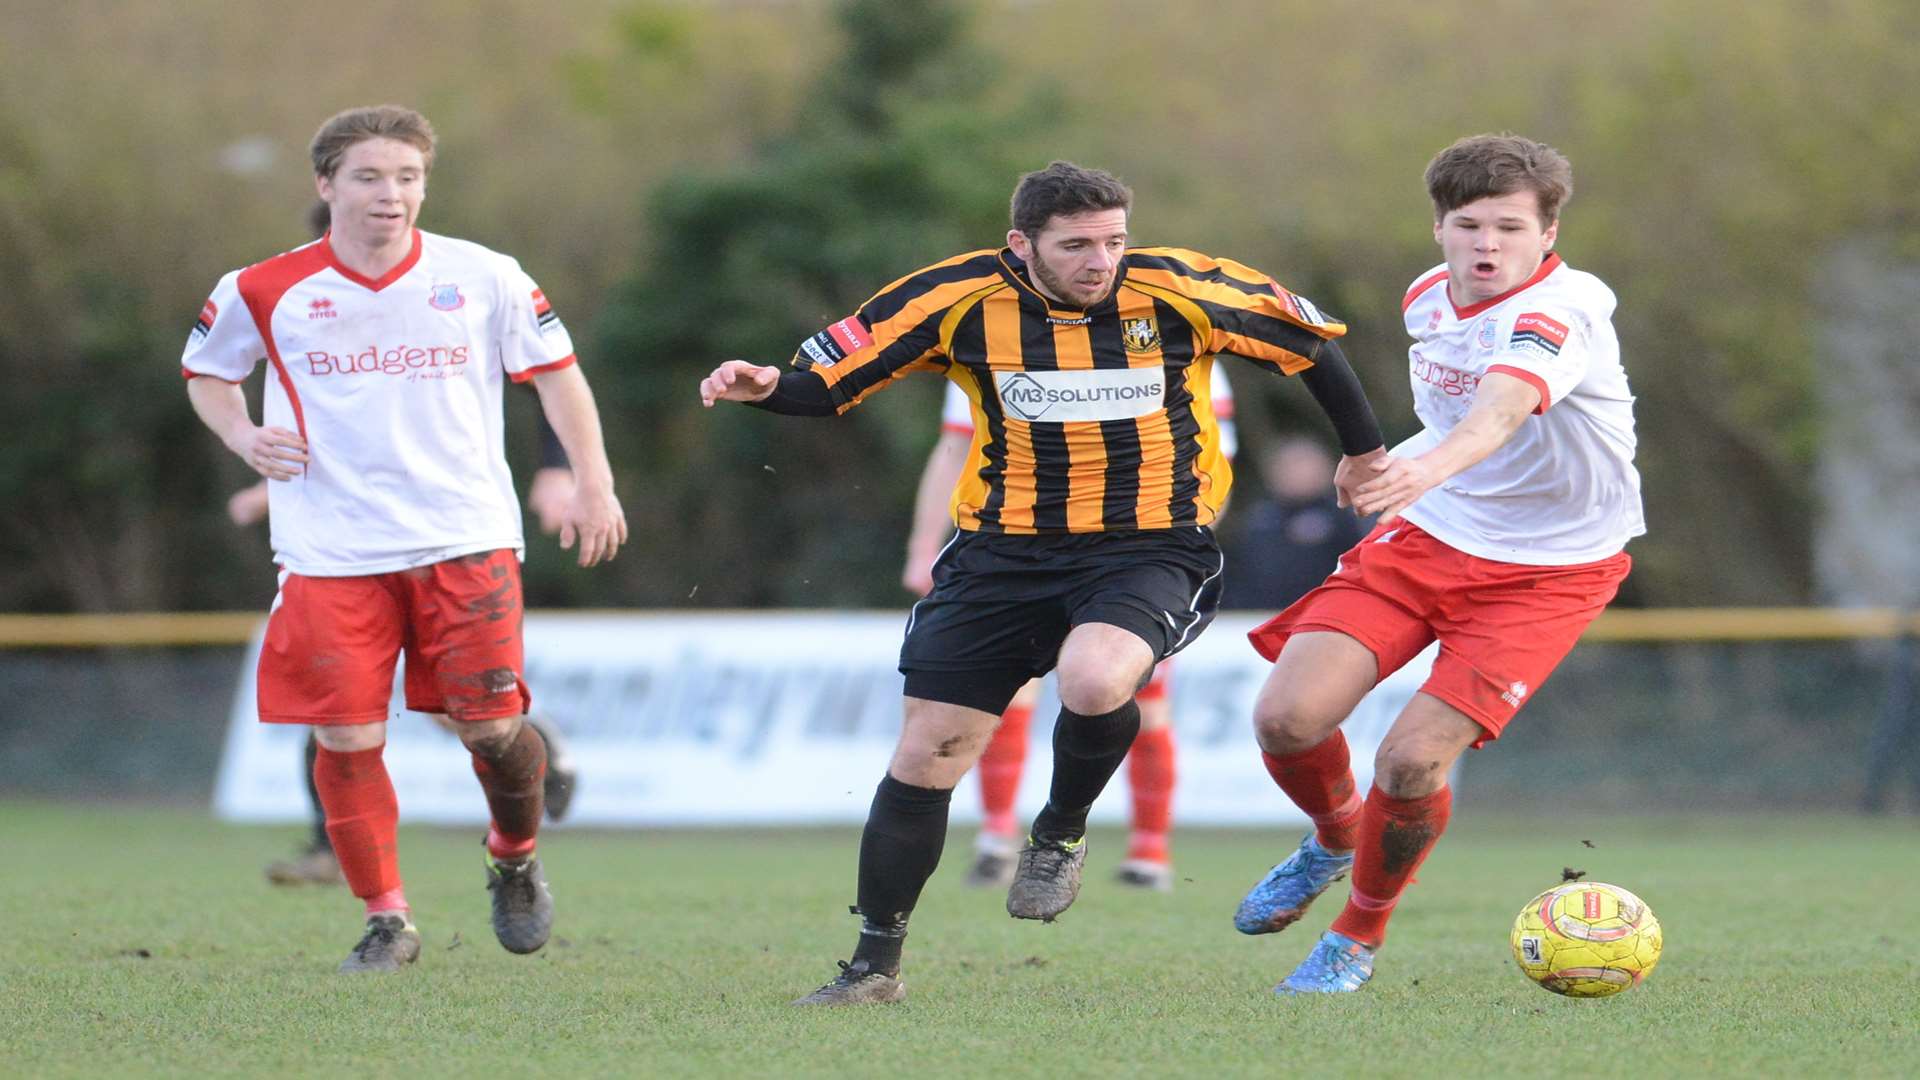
1010, 161, 1133, 237
1424, 133, 1572, 227
309, 105, 437, 178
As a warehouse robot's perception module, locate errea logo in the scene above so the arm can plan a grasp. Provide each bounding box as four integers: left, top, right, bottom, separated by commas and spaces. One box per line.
308, 298, 337, 320
1501, 680, 1530, 707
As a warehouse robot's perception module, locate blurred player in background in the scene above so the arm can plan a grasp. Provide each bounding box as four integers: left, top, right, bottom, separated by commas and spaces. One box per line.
702, 161, 1385, 1005
1219, 436, 1368, 611
182, 105, 626, 972
1234, 133, 1643, 993
903, 372, 1240, 892
234, 203, 583, 888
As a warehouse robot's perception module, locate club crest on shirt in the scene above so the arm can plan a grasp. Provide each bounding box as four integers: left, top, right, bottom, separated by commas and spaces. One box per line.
428, 284, 466, 312
1121, 315, 1161, 354
1477, 319, 1498, 350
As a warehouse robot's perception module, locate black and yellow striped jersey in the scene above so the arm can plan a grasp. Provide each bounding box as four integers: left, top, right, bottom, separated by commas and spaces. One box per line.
791, 246, 1346, 534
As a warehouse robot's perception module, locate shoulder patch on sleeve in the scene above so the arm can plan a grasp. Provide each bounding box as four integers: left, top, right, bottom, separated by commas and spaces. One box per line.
192, 298, 218, 341
1269, 280, 1334, 329
1510, 311, 1569, 356
794, 314, 874, 370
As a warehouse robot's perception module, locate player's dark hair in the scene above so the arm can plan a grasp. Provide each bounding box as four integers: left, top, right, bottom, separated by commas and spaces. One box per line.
310, 105, 437, 178
1010, 161, 1132, 237
1424, 134, 1572, 227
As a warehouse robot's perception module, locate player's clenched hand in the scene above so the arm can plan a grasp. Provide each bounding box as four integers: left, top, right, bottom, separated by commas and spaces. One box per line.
699, 360, 779, 407
559, 481, 628, 567
1333, 448, 1389, 511
227, 424, 309, 481
527, 467, 574, 536
1352, 454, 1439, 524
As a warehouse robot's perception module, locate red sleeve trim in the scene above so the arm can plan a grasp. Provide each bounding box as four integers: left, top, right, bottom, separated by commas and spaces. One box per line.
1402, 268, 1450, 312
181, 367, 243, 384
940, 421, 973, 436
1486, 364, 1551, 414
510, 353, 577, 383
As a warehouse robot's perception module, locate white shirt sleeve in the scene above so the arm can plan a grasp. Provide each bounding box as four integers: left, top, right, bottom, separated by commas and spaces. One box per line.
501, 259, 577, 382
179, 271, 263, 382
940, 379, 973, 434
1210, 363, 1238, 461
1487, 304, 1589, 412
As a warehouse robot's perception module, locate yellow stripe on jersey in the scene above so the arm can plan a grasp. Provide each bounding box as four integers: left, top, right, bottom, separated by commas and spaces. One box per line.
791, 245, 1344, 534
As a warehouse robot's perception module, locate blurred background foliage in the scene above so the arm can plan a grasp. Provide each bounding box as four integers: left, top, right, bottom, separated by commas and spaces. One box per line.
2, 0, 1915, 613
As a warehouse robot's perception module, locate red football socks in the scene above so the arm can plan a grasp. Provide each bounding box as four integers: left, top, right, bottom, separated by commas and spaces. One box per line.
977, 702, 1031, 837
313, 743, 405, 915
1328, 784, 1453, 948
1126, 726, 1175, 862
471, 721, 546, 861
1260, 733, 1363, 852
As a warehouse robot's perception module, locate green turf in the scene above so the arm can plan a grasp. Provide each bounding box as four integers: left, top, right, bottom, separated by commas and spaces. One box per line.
1, 802, 1914, 1078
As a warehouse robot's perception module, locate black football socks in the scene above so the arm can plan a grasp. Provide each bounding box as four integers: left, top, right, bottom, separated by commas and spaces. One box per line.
1031, 699, 1142, 844
850, 773, 953, 974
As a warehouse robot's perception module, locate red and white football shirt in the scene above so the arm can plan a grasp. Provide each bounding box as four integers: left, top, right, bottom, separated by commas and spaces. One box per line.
181, 230, 576, 576
1395, 254, 1644, 565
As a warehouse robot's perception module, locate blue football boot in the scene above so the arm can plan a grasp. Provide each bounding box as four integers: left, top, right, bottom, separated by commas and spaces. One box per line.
1234, 833, 1354, 935
1275, 930, 1375, 995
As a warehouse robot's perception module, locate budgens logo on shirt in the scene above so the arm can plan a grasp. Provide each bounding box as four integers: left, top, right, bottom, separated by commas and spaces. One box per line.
994, 366, 1165, 422
304, 344, 471, 376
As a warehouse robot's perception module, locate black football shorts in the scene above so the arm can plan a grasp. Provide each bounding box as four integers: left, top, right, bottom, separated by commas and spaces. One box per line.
899, 526, 1223, 712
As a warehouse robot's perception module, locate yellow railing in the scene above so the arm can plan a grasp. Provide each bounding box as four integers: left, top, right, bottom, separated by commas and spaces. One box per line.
2, 609, 1919, 648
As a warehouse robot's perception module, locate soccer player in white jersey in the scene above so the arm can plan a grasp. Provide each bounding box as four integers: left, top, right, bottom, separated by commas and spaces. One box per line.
903, 373, 1239, 891
181, 105, 627, 973
1232, 133, 1643, 993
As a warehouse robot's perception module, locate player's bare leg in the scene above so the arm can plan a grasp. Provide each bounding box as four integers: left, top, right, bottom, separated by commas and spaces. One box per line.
313, 720, 420, 973
455, 713, 553, 955
1008, 623, 1155, 921
1237, 632, 1377, 935
795, 695, 1003, 1006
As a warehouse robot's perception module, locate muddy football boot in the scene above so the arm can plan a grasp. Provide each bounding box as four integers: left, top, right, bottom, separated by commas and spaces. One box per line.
486, 854, 554, 954
338, 914, 421, 973
1006, 835, 1088, 921
963, 831, 1019, 888
265, 841, 345, 887
1114, 857, 1174, 892
1235, 834, 1354, 935
1275, 930, 1375, 995
791, 959, 907, 1006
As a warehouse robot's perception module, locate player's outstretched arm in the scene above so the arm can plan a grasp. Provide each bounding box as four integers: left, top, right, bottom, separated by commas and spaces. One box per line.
187, 376, 308, 481
1354, 371, 1540, 523
227, 480, 270, 526
698, 360, 780, 407
529, 364, 627, 567
902, 430, 969, 595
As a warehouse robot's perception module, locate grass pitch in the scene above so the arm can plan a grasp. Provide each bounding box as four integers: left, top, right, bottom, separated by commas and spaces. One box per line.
2, 802, 1914, 1078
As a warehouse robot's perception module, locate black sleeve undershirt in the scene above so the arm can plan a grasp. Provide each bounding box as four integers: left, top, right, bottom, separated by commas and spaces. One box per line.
743, 370, 840, 417
1298, 339, 1385, 456
534, 403, 570, 470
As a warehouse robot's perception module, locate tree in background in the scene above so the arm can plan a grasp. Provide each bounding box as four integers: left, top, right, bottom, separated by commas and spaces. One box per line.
585, 0, 1059, 607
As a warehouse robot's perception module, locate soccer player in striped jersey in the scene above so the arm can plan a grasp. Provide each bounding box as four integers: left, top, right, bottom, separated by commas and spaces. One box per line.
183, 106, 626, 973
703, 161, 1385, 1005
1234, 134, 1643, 994
904, 374, 1240, 892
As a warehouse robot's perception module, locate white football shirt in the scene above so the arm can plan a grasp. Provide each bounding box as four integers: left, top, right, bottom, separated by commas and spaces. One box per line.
181, 230, 577, 576
1395, 254, 1643, 565
941, 364, 1237, 459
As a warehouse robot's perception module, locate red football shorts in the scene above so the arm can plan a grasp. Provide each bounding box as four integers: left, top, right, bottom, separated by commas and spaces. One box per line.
1248, 521, 1629, 746
257, 549, 530, 726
